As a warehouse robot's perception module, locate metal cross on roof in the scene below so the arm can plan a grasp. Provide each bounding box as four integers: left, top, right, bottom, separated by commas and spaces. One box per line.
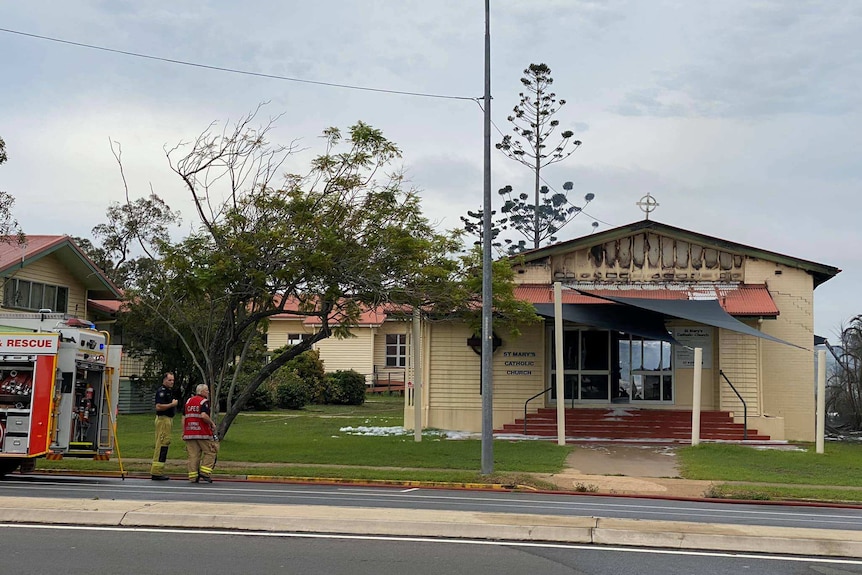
636, 193, 659, 220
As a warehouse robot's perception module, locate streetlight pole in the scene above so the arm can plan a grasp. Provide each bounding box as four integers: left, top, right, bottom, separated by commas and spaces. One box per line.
481, 0, 494, 475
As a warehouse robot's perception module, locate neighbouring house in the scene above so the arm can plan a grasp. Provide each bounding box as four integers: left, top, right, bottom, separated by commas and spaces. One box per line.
0, 236, 120, 321
266, 302, 411, 391
0, 236, 148, 412
401, 219, 840, 443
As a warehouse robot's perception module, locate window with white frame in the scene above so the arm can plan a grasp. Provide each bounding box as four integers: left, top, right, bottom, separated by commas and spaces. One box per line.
385, 333, 406, 367
3, 279, 68, 313
286, 333, 310, 347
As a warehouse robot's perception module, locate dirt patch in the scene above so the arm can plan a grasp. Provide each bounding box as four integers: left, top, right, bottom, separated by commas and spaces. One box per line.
564, 444, 681, 478
530, 444, 715, 497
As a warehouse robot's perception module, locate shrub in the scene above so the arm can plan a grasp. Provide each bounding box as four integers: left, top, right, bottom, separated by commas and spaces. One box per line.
246, 379, 277, 411
284, 350, 326, 403
325, 370, 367, 406
275, 371, 311, 410
219, 375, 276, 412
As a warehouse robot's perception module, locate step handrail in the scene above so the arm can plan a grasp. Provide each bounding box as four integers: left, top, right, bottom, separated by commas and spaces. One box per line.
718, 370, 748, 440
524, 386, 553, 435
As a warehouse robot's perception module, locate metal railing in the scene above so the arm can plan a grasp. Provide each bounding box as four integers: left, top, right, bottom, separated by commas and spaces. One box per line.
718, 370, 748, 440
523, 386, 553, 435
370, 366, 406, 394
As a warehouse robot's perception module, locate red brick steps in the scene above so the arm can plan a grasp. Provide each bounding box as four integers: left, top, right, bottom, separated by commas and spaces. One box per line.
497, 407, 770, 442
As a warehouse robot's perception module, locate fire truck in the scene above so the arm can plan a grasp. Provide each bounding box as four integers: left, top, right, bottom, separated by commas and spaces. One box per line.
0, 312, 121, 477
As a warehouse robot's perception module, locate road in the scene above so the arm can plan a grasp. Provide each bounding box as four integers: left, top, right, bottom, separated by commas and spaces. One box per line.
3, 523, 862, 575
1, 473, 860, 532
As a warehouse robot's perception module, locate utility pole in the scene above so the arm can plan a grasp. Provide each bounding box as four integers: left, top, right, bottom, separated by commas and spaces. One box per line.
481, 0, 494, 475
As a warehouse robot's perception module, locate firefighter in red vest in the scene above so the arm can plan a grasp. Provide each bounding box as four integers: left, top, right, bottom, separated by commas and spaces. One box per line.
182, 383, 219, 483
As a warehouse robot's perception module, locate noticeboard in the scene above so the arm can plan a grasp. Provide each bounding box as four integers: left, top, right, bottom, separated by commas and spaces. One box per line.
672, 327, 714, 369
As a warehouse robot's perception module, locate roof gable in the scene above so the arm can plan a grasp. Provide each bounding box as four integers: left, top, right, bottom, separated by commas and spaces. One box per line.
0, 235, 121, 299
514, 220, 841, 287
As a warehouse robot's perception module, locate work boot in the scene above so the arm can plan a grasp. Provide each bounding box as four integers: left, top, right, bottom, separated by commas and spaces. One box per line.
151, 475, 169, 481
198, 474, 212, 484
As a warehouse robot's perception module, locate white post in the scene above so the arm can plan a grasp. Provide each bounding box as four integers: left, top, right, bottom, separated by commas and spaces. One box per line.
554, 282, 566, 446
816, 349, 826, 454
691, 347, 702, 446
413, 307, 422, 443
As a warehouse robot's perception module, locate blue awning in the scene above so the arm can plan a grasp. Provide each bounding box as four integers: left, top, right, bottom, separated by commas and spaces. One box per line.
578, 294, 805, 350
534, 303, 680, 345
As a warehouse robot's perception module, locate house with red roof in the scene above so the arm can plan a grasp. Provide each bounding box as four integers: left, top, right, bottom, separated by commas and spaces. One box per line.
0, 235, 121, 321
267, 298, 410, 389
402, 219, 840, 443
0, 236, 162, 413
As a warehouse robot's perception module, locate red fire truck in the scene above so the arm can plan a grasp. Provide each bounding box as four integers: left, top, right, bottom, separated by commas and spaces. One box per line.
0, 313, 121, 476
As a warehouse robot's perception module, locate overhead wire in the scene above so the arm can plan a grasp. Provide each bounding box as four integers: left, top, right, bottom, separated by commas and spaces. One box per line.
0, 27, 478, 102
5, 26, 614, 229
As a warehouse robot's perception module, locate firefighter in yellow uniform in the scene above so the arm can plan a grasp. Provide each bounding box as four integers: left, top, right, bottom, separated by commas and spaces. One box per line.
150, 372, 177, 480
183, 383, 219, 483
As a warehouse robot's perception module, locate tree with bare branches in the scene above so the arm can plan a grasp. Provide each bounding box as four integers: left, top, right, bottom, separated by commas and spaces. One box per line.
115, 109, 463, 439
825, 316, 862, 433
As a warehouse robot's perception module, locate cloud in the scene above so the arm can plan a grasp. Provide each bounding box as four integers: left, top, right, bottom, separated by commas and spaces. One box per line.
613, 1, 862, 118
1, 0, 859, 336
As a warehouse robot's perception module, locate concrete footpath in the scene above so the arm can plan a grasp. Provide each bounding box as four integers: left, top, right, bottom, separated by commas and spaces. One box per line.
1, 490, 862, 558
6, 444, 861, 558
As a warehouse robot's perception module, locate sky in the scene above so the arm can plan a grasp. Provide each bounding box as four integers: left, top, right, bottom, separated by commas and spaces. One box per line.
0, 1, 859, 339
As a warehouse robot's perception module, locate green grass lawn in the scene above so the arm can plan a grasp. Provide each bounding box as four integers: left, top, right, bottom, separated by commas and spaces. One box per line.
33, 395, 862, 502
38, 395, 570, 487
677, 441, 862, 502
677, 442, 862, 486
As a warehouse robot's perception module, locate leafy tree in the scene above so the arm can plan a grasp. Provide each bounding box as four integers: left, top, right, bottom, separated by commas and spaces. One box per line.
122, 108, 463, 440
459, 208, 503, 252
461, 184, 596, 255
496, 184, 595, 252
492, 63, 590, 251
73, 188, 187, 395
390, 240, 540, 339
825, 316, 862, 432
94, 197, 180, 288
0, 136, 24, 244
446, 246, 541, 337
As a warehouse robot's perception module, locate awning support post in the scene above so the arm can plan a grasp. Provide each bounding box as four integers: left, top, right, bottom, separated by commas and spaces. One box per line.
413, 307, 422, 443
554, 282, 566, 446
691, 347, 703, 446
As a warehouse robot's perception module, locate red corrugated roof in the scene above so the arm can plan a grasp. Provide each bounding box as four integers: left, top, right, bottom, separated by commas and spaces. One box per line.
0, 235, 66, 271
514, 283, 779, 316
271, 294, 389, 327
514, 285, 612, 305
88, 299, 123, 314
720, 284, 780, 316
300, 307, 387, 327
0, 235, 122, 300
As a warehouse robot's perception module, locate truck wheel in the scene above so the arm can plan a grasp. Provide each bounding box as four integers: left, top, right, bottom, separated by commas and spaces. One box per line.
0, 459, 21, 477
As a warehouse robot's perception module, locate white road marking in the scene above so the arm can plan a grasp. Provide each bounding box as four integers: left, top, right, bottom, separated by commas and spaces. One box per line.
2, 523, 861, 566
